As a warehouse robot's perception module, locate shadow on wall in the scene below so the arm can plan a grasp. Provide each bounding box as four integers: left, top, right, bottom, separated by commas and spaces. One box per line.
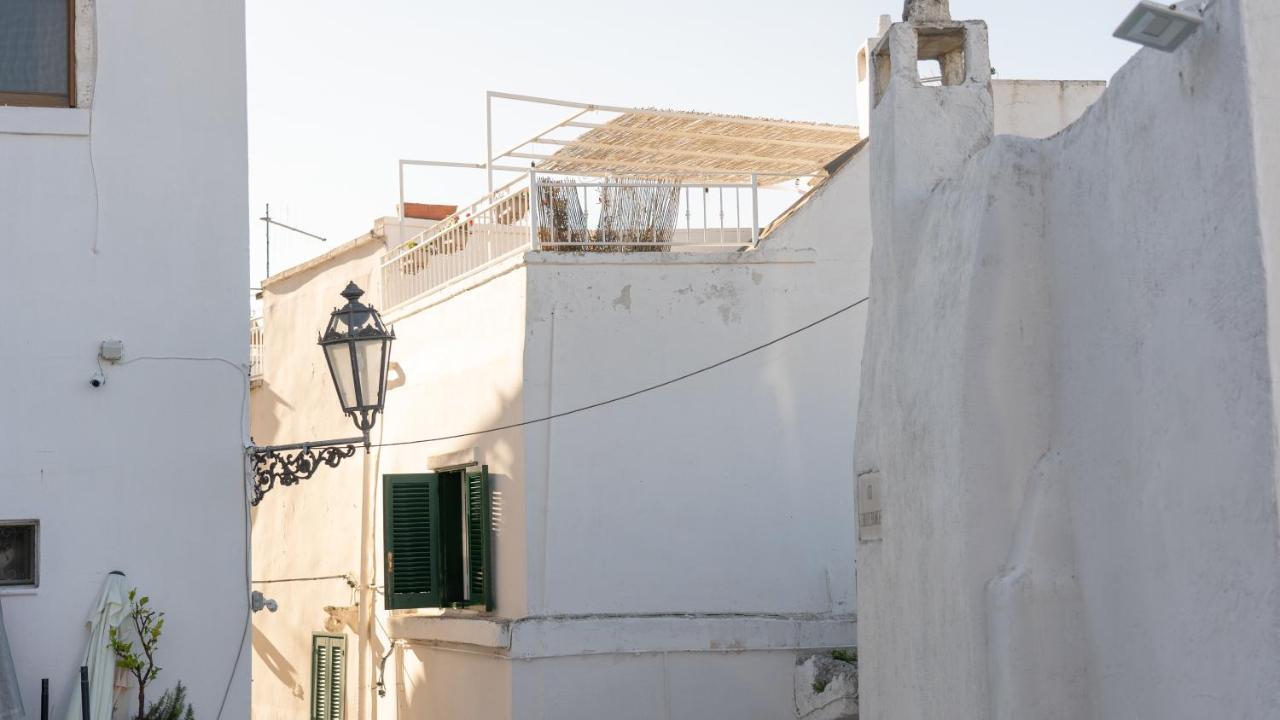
249, 381, 292, 449
247, 381, 291, 531
252, 628, 303, 700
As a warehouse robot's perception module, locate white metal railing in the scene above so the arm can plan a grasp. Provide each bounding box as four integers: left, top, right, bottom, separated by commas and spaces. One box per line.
380, 170, 760, 310
381, 178, 535, 309
249, 317, 264, 381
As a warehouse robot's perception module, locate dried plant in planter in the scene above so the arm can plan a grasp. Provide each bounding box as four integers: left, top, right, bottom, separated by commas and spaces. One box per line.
110, 590, 195, 720
536, 181, 591, 249
595, 178, 681, 252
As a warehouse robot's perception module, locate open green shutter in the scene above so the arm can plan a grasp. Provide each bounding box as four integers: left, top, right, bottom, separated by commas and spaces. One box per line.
465, 465, 493, 611
311, 635, 346, 720
383, 473, 442, 609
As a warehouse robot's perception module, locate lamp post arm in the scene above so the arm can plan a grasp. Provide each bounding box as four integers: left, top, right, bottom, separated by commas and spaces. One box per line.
248, 436, 366, 506
252, 436, 366, 454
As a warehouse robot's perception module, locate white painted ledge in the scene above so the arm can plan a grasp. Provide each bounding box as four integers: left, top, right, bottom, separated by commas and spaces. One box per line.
428, 446, 478, 470
390, 612, 856, 659
383, 247, 818, 324
524, 248, 817, 267
0, 107, 91, 136
390, 613, 512, 649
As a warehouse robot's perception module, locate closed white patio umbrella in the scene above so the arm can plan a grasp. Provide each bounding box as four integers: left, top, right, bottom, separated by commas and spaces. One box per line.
66, 572, 128, 720
0, 598, 23, 720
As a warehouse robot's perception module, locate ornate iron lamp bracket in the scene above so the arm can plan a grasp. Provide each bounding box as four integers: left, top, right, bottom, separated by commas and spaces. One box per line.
249, 436, 365, 506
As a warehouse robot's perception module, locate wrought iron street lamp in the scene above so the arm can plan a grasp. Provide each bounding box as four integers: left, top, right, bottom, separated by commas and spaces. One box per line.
319, 282, 395, 438
249, 282, 394, 505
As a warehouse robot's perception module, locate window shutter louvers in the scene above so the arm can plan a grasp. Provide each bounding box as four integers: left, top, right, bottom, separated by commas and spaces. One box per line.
311, 635, 346, 720
329, 640, 344, 720
312, 642, 328, 719
465, 465, 493, 611
383, 473, 442, 609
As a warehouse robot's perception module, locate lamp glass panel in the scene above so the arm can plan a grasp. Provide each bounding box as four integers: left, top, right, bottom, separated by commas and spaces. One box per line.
325, 342, 357, 410
354, 338, 386, 409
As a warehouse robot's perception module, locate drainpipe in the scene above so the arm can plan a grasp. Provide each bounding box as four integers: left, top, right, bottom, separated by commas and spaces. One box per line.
357, 445, 376, 720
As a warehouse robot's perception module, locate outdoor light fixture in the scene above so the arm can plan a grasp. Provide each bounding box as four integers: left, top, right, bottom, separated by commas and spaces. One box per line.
249, 282, 394, 505
1114, 1, 1203, 52
319, 282, 395, 437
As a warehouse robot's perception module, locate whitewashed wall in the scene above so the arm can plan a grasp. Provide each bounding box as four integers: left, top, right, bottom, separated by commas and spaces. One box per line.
251, 221, 530, 720
252, 159, 869, 719
991, 79, 1105, 139
250, 232, 385, 720
393, 168, 868, 718
250, 59, 1108, 716
856, 2, 1280, 718
0, 1, 250, 718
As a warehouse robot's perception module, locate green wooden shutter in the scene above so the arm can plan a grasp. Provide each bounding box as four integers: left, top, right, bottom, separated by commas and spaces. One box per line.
311, 634, 346, 720
383, 473, 442, 609
465, 465, 493, 611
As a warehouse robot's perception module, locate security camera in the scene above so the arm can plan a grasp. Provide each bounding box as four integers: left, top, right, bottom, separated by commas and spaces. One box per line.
251, 590, 279, 613
90, 371, 106, 388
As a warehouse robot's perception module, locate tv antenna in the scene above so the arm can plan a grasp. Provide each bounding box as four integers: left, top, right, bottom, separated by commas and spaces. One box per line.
260, 203, 327, 278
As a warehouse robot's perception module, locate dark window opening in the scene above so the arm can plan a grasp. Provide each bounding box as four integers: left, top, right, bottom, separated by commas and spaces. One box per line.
383, 467, 491, 611
0, 0, 76, 108
0, 521, 38, 587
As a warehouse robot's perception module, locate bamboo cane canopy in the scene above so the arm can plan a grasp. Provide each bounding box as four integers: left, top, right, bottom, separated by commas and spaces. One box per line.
533, 109, 860, 186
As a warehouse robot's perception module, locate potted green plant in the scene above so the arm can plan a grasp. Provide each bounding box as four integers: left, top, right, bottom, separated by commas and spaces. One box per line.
109, 589, 196, 720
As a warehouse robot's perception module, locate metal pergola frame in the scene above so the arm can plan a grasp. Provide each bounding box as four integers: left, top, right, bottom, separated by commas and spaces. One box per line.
397, 90, 859, 215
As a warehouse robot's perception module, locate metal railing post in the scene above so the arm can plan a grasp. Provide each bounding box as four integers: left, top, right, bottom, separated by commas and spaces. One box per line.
750, 174, 760, 246
485, 92, 495, 196
398, 160, 405, 220
528, 170, 540, 250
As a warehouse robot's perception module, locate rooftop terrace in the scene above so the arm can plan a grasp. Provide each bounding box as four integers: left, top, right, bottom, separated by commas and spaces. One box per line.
382, 92, 859, 310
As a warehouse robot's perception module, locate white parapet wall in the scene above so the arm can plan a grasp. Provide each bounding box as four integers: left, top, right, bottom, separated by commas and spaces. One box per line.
856, 1, 1280, 718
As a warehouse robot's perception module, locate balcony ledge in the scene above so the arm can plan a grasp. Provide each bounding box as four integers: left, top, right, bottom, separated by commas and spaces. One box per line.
389, 611, 855, 659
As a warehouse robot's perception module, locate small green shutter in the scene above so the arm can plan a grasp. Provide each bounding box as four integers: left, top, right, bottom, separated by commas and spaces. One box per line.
311, 634, 346, 720
383, 473, 442, 609
465, 465, 493, 611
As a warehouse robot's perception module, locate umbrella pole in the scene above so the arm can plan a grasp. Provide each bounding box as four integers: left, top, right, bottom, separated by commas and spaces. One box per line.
79, 666, 89, 720
40, 678, 48, 720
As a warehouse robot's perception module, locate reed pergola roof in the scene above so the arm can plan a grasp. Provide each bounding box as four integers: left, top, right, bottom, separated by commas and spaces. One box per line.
532, 109, 860, 185
397, 92, 863, 200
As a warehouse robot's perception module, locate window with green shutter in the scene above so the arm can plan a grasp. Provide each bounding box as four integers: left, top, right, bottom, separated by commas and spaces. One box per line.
383, 466, 492, 611
383, 474, 442, 610
465, 466, 492, 611
311, 634, 346, 720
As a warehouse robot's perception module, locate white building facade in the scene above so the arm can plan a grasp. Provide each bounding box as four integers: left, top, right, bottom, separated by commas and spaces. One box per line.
855, 2, 1280, 718
248, 77, 1102, 718
249, 104, 868, 720
0, 1, 251, 718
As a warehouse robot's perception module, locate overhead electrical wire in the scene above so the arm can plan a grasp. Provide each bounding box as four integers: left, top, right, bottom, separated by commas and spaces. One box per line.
372, 295, 870, 450
133, 293, 866, 717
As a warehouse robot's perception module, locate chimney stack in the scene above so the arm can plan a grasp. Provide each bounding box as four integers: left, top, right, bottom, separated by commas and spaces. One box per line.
902, 0, 950, 22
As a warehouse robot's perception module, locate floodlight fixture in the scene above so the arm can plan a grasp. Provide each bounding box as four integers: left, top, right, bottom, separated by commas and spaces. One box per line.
1114, 2, 1203, 52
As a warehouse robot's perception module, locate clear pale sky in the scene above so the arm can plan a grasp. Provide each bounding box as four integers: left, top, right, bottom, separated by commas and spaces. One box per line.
246, 0, 1140, 285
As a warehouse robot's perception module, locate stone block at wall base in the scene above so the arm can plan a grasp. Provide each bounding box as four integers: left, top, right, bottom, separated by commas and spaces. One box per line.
795, 650, 858, 719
